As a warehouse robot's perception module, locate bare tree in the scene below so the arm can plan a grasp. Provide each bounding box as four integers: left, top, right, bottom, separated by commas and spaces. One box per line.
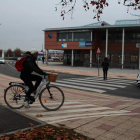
0, 50, 2, 57
6, 49, 13, 57
14, 48, 21, 57
55, 0, 140, 21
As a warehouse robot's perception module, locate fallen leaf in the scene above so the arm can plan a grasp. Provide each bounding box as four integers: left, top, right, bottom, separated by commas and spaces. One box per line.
29, 123, 34, 127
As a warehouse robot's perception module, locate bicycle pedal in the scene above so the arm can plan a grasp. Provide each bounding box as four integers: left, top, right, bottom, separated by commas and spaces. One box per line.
25, 105, 30, 108
29, 100, 34, 104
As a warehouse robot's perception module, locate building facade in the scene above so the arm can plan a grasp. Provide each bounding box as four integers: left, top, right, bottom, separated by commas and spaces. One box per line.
43, 19, 140, 69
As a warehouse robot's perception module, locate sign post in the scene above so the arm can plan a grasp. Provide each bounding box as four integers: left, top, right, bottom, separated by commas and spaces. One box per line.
136, 43, 140, 69
96, 47, 101, 76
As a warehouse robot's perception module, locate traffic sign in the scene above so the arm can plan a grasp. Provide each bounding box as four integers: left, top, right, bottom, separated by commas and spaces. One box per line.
96, 47, 101, 54
136, 43, 140, 48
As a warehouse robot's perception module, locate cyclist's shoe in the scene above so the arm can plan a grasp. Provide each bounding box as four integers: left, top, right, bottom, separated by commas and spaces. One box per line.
29, 96, 35, 102
23, 101, 30, 108
32, 91, 37, 95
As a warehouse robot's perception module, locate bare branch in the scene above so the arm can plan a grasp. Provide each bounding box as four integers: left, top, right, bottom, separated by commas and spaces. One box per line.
55, 0, 140, 21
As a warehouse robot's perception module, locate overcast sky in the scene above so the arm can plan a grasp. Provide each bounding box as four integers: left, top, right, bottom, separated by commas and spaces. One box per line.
0, 0, 139, 51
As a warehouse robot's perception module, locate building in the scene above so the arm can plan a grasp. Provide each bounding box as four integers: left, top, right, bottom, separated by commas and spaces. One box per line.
43, 19, 140, 69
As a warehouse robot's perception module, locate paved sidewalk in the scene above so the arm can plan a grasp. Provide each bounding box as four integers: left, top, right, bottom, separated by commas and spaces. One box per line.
0, 64, 140, 139
38, 62, 139, 80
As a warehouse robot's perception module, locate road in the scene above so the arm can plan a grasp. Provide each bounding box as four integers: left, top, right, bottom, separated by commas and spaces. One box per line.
0, 61, 139, 99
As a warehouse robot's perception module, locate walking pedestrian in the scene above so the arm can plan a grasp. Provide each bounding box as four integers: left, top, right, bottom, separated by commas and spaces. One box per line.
102, 57, 109, 80
42, 56, 45, 64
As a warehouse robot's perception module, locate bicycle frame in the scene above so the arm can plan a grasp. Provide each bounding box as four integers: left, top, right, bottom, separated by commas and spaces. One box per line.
6, 76, 50, 100
33, 76, 50, 99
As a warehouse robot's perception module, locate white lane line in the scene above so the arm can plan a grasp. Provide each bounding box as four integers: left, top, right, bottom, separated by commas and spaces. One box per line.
28, 107, 111, 116
38, 110, 130, 121
69, 79, 130, 85
53, 81, 117, 90
55, 81, 117, 90
48, 113, 139, 124
86, 78, 135, 83
57, 79, 126, 88
96, 79, 135, 83
63, 77, 135, 83
9, 101, 81, 107
51, 83, 106, 93
7, 63, 16, 69
19, 104, 96, 111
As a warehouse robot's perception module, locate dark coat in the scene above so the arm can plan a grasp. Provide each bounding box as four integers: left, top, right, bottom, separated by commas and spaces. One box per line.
21, 53, 46, 76
102, 61, 109, 71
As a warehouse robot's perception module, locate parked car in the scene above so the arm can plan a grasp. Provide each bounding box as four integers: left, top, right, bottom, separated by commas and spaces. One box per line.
137, 74, 140, 84
37, 56, 43, 61
17, 57, 22, 60
52, 57, 59, 60
9, 57, 17, 60
0, 57, 5, 64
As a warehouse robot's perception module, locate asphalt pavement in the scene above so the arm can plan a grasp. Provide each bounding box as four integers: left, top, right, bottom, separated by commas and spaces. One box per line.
0, 103, 43, 137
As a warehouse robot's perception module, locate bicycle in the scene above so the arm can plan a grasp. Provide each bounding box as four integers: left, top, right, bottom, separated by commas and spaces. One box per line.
4, 75, 65, 111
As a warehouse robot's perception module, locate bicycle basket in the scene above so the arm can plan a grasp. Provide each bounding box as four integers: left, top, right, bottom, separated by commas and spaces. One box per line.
48, 73, 58, 82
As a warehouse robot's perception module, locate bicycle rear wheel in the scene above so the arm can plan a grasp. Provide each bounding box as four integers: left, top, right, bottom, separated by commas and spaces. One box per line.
4, 85, 26, 109
39, 86, 64, 111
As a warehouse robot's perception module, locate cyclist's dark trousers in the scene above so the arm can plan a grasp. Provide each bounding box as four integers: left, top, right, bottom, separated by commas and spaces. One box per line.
20, 74, 42, 98
103, 70, 108, 80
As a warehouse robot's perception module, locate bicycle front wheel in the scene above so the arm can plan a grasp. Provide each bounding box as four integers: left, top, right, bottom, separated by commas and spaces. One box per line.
4, 85, 26, 109
39, 86, 65, 111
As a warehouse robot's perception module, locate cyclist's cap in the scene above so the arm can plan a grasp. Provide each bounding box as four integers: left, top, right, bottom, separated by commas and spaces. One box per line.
29, 48, 38, 54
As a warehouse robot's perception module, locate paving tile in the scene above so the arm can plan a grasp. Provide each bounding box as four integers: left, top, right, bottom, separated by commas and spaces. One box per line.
97, 123, 115, 131
100, 131, 119, 139
104, 101, 129, 108
129, 117, 140, 122
106, 120, 120, 126
123, 130, 140, 138
109, 127, 127, 134
88, 128, 106, 138
116, 123, 134, 130
95, 136, 112, 140
115, 135, 136, 140
130, 126, 140, 133
136, 135, 140, 139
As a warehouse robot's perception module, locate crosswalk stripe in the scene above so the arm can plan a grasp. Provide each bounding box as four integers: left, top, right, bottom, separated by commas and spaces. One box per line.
38, 110, 130, 121
48, 113, 139, 124
54, 81, 117, 90
58, 79, 126, 88
28, 107, 111, 116
64, 76, 135, 83
65, 78, 131, 85
94, 79, 135, 83
19, 104, 96, 111
5, 101, 81, 107
51, 83, 106, 93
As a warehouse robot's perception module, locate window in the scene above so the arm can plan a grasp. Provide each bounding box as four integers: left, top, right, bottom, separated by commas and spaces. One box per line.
74, 32, 91, 41
101, 33, 114, 42
118, 55, 125, 64
101, 34, 106, 42
115, 33, 122, 42
75, 54, 80, 60
107, 54, 113, 63
125, 32, 139, 42
131, 55, 138, 63
58, 33, 72, 41
136, 33, 140, 42
85, 54, 90, 61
